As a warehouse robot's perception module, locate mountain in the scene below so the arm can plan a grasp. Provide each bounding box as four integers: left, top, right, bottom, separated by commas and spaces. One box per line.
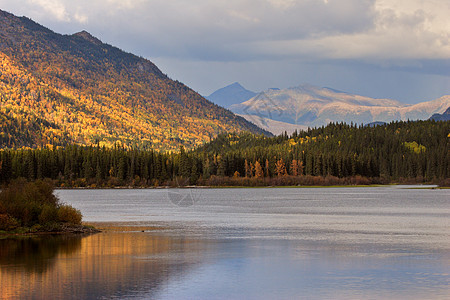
0, 10, 267, 150
237, 114, 307, 135
206, 82, 256, 108
430, 107, 450, 121
230, 84, 450, 133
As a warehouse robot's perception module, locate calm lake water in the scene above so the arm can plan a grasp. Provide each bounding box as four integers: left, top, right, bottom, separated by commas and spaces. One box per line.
1, 187, 449, 299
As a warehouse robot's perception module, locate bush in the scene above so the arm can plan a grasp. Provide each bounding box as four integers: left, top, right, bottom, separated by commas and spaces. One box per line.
438, 178, 450, 187
0, 214, 19, 231
39, 205, 59, 225
0, 179, 83, 231
58, 205, 82, 225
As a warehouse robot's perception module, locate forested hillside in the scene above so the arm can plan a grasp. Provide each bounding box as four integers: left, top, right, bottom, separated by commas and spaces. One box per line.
0, 10, 266, 151
0, 120, 448, 187
197, 120, 448, 183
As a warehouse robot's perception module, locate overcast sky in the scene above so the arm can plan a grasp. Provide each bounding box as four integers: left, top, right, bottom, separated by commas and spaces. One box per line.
1, 0, 449, 103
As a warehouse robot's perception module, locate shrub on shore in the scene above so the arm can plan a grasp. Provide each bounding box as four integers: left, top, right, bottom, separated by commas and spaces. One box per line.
0, 179, 83, 232
58, 205, 82, 225
196, 174, 382, 187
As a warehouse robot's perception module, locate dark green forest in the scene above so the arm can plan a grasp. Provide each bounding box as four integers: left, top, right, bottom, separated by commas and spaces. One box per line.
0, 120, 448, 187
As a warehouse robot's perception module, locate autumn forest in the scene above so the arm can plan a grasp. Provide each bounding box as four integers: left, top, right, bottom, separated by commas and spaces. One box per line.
0, 120, 448, 187
0, 10, 266, 152
0, 10, 448, 187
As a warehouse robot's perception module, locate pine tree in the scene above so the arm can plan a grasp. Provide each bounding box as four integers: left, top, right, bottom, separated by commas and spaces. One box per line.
117, 156, 126, 180
96, 162, 103, 182
190, 162, 198, 185
217, 155, 225, 177
244, 159, 250, 178
202, 157, 211, 179
179, 146, 190, 178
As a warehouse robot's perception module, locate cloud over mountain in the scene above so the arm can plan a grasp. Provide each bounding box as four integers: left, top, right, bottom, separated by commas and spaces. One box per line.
1, 0, 448, 103
2, 0, 447, 61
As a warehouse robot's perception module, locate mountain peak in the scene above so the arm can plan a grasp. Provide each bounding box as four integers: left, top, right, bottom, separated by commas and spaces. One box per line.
207, 83, 257, 108
229, 82, 244, 88
73, 30, 103, 45
218, 82, 247, 91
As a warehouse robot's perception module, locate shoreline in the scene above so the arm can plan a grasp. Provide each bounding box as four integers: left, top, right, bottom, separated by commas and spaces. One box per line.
53, 183, 443, 190
0, 224, 101, 237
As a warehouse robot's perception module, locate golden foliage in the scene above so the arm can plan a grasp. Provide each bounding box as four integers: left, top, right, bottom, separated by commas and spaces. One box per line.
0, 14, 265, 150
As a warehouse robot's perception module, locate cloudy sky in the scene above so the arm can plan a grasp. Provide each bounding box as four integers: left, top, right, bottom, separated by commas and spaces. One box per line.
1, 0, 449, 103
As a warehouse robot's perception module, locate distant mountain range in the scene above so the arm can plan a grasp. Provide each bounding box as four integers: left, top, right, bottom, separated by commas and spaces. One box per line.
0, 10, 267, 150
206, 83, 450, 134
206, 82, 256, 108
235, 114, 308, 136
430, 107, 450, 121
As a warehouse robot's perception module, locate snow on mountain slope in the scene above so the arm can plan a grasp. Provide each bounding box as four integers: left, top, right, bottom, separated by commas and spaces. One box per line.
231, 84, 449, 131
238, 114, 308, 135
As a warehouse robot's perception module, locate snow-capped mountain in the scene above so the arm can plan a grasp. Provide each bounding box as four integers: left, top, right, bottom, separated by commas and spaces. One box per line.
230, 84, 449, 133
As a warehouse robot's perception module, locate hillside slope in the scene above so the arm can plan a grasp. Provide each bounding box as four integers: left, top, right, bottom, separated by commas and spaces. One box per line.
430, 107, 450, 121
0, 10, 267, 150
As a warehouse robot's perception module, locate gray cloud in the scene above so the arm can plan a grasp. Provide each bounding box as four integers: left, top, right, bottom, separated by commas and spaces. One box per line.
0, 0, 448, 103
153, 57, 450, 103
1, 0, 377, 59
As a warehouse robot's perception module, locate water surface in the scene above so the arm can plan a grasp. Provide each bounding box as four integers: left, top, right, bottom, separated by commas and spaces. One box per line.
1, 187, 449, 299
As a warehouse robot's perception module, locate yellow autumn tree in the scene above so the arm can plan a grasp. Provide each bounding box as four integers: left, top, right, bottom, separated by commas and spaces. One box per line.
254, 160, 264, 178
275, 158, 287, 177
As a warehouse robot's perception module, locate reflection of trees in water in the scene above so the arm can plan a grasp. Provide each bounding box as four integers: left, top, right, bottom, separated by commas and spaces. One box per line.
68, 233, 211, 299
0, 235, 83, 273
0, 232, 215, 299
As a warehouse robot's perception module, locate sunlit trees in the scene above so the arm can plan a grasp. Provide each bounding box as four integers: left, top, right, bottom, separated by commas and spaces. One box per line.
0, 120, 448, 187
254, 161, 264, 178
0, 19, 266, 152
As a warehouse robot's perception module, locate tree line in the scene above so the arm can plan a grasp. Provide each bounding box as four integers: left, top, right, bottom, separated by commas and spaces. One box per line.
0, 120, 448, 187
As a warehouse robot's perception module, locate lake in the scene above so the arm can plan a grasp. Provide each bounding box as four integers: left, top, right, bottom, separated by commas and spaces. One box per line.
1, 187, 449, 299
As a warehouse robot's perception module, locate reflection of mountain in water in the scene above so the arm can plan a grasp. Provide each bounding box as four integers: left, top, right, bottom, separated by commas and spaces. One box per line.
0, 231, 213, 299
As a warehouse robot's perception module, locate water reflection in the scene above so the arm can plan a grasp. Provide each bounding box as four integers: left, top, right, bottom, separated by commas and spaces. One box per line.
1, 228, 449, 299
2, 187, 449, 299
0, 235, 82, 274
0, 230, 213, 300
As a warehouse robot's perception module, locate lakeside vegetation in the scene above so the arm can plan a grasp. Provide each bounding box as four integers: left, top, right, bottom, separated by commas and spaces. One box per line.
0, 179, 95, 234
0, 120, 448, 187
